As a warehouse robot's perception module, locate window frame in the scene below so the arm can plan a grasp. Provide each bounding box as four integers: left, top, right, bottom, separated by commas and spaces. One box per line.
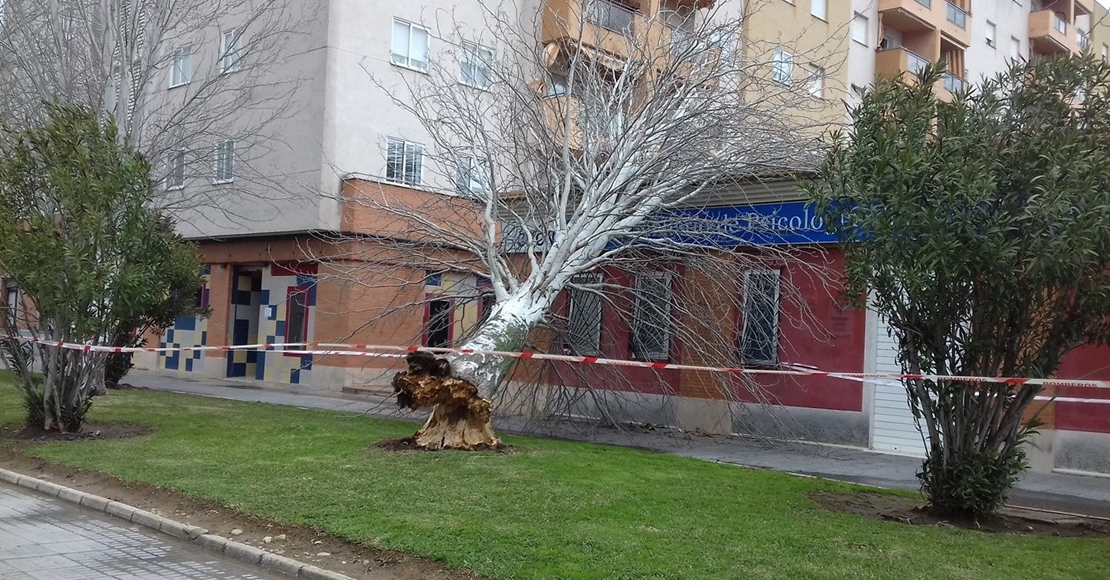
165, 148, 187, 190
631, 271, 673, 362
455, 154, 488, 196
806, 65, 825, 98
284, 286, 311, 349
385, 137, 425, 186
170, 45, 193, 87
739, 269, 781, 366
851, 13, 869, 47
565, 273, 603, 357
459, 41, 493, 89
391, 18, 430, 72
213, 140, 235, 184
220, 29, 242, 74
423, 295, 455, 349
3, 281, 18, 328
1010, 36, 1021, 61
772, 48, 793, 85
810, 0, 827, 21
985, 21, 996, 48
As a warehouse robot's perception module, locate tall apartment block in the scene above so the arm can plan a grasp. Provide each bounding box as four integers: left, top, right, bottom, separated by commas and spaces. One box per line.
92, 0, 1110, 474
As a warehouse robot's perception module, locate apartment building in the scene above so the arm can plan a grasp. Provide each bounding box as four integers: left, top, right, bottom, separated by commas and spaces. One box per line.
133, 0, 1110, 474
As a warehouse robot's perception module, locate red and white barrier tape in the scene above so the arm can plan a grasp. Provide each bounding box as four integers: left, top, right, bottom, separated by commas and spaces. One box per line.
13, 337, 1110, 391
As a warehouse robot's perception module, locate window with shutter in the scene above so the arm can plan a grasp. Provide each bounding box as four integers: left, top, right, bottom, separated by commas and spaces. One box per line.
632, 272, 672, 361
566, 274, 603, 356
740, 270, 780, 365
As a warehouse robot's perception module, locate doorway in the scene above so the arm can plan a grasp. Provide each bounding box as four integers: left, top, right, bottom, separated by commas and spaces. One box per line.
425, 299, 453, 349
227, 267, 263, 378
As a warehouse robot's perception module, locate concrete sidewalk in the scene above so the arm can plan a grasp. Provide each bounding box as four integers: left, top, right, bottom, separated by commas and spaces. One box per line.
0, 481, 283, 580
124, 369, 1110, 519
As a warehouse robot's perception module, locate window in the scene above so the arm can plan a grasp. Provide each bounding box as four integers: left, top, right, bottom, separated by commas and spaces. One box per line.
1010, 37, 1021, 61
806, 65, 825, 97
772, 49, 793, 84
3, 281, 17, 327
455, 154, 487, 195
631, 272, 672, 361
460, 42, 493, 89
220, 30, 242, 74
565, 274, 602, 356
165, 149, 186, 190
1102, 44, 1108, 63
391, 19, 429, 71
740, 270, 780, 365
285, 289, 309, 344
851, 13, 868, 46
386, 138, 424, 186
985, 21, 996, 48
478, 292, 496, 325
213, 140, 234, 183
425, 299, 453, 348
810, 0, 826, 20
171, 46, 192, 87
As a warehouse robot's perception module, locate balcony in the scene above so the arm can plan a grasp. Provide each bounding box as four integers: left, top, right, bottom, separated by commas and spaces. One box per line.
875, 46, 932, 83
1078, 30, 1091, 52
942, 71, 966, 93
541, 0, 643, 61
939, 2, 971, 47
1029, 10, 1078, 55
542, 93, 631, 151
935, 71, 966, 102
878, 0, 936, 32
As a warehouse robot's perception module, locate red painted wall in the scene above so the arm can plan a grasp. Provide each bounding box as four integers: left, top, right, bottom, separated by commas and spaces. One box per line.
546, 266, 681, 396
545, 247, 866, 413
1055, 346, 1110, 433
727, 247, 865, 412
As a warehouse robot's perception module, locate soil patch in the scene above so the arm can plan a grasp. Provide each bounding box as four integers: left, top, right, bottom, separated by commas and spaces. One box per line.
0, 448, 483, 580
110, 383, 150, 391
372, 436, 512, 454
0, 422, 153, 442
812, 491, 1110, 538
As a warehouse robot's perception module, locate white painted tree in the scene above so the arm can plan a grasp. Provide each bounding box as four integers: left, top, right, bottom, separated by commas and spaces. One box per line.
326, 0, 845, 449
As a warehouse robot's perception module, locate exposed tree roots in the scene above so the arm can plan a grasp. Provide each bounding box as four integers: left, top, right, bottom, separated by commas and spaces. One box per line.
391, 351, 503, 451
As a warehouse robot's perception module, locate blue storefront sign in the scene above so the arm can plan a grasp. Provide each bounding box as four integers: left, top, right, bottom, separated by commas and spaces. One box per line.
504, 200, 838, 253
659, 200, 838, 247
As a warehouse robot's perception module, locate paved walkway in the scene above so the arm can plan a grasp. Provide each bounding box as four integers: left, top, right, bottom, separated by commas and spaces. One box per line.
0, 481, 283, 580
126, 370, 1110, 518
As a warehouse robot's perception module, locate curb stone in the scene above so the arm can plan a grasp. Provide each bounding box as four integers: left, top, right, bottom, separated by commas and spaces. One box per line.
0, 467, 355, 580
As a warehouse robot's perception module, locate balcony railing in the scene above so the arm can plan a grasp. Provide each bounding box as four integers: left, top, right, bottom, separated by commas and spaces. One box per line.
585, 0, 635, 33
946, 3, 967, 29
943, 72, 966, 93
915, 0, 932, 7
1053, 13, 1067, 35
907, 50, 930, 75
1079, 31, 1091, 51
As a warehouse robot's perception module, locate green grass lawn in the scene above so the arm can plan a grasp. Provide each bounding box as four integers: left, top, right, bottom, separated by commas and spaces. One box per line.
0, 380, 1107, 580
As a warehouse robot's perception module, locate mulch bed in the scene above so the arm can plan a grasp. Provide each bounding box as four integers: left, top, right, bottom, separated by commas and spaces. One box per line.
0, 422, 153, 442
812, 491, 1110, 538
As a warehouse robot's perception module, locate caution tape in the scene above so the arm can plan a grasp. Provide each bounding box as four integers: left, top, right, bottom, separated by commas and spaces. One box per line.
12, 336, 1110, 391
